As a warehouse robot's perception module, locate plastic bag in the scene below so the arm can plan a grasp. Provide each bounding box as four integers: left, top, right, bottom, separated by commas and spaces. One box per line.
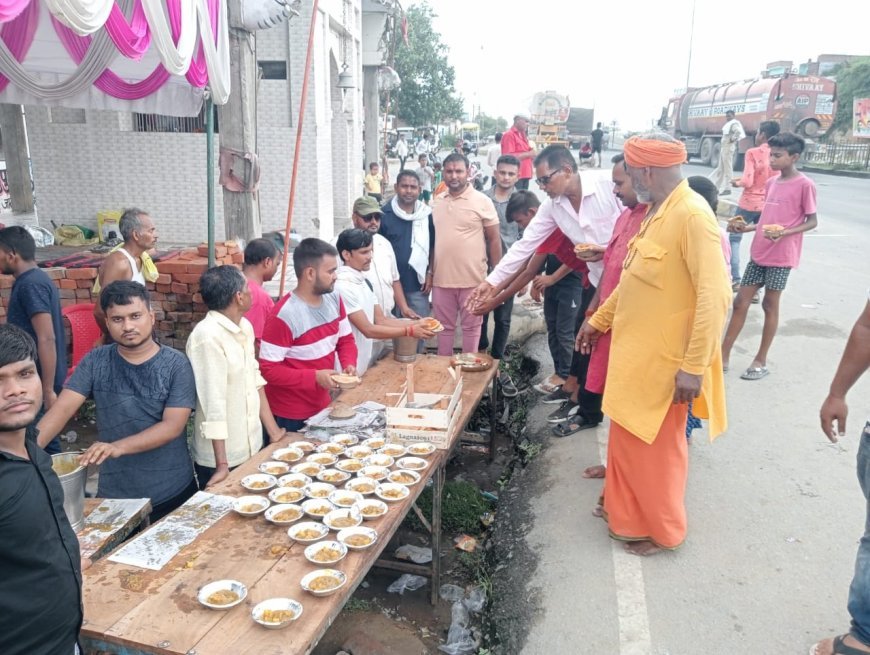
395, 545, 433, 564
387, 574, 427, 595
438, 601, 476, 655
439, 584, 465, 603
24, 225, 54, 247
464, 586, 486, 613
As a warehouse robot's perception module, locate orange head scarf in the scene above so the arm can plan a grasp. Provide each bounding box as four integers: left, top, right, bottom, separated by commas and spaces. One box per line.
623, 136, 687, 168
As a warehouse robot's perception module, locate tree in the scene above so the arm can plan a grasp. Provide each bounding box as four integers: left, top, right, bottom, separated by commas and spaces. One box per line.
477, 113, 508, 137
392, 3, 464, 127
829, 57, 870, 135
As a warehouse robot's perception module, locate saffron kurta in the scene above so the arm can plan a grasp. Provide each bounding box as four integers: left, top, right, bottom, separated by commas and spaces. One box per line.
589, 179, 731, 443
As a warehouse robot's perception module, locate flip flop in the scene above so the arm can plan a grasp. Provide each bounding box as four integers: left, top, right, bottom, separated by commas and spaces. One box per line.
740, 366, 769, 381
810, 635, 870, 655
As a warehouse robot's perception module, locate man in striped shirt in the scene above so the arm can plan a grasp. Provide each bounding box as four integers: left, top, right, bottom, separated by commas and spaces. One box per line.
259, 239, 358, 432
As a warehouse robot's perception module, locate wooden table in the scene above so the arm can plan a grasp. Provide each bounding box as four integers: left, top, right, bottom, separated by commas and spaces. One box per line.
80, 498, 152, 562
81, 354, 496, 655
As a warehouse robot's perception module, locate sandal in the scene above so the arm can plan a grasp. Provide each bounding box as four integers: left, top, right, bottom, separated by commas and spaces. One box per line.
740, 366, 769, 381
552, 415, 600, 437
810, 635, 870, 655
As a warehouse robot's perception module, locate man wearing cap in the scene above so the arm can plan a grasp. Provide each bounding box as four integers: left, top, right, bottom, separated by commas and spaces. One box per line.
500, 114, 536, 190
347, 196, 418, 319
577, 132, 731, 556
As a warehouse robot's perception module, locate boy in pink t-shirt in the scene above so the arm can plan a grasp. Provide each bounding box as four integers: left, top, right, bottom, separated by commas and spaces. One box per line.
721, 132, 818, 381
242, 237, 281, 346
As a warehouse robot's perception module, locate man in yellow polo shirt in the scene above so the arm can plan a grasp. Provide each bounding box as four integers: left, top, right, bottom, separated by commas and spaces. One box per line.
578, 133, 731, 556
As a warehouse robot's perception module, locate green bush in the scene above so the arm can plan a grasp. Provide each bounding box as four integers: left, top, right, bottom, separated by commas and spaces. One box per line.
406, 480, 491, 535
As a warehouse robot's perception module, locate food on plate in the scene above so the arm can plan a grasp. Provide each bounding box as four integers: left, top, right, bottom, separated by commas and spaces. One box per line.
247, 480, 270, 489
344, 533, 373, 547
336, 459, 363, 472
331, 433, 358, 446
331, 374, 361, 389
420, 317, 442, 330
319, 469, 348, 482
240, 504, 262, 513
408, 443, 436, 456
261, 464, 288, 475
273, 508, 301, 522
389, 471, 418, 484
307, 505, 331, 516
380, 444, 405, 457
351, 482, 374, 493
360, 504, 384, 516
381, 488, 404, 499
206, 589, 239, 606
319, 443, 345, 455
454, 353, 483, 364
311, 546, 343, 563
273, 490, 303, 503
294, 528, 322, 540
329, 515, 358, 528
294, 465, 321, 477
292, 441, 315, 452
308, 575, 341, 592
261, 608, 297, 623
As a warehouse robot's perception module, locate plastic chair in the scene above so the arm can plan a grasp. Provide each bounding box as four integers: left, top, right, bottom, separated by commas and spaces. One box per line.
62, 303, 101, 378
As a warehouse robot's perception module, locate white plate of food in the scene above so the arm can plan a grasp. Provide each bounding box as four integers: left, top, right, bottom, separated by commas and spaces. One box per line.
258, 461, 291, 476
240, 474, 278, 493
302, 482, 336, 499
300, 569, 347, 597
379, 443, 407, 458
354, 498, 388, 520
290, 462, 323, 478
328, 489, 363, 508
375, 482, 410, 503
316, 442, 346, 456
323, 507, 363, 531
387, 469, 422, 486
330, 433, 359, 446
303, 540, 348, 565
290, 440, 316, 453
232, 495, 270, 517
359, 465, 390, 481
277, 473, 312, 489
337, 526, 379, 550
334, 458, 364, 473
406, 442, 437, 457
301, 498, 335, 519
307, 452, 338, 466
268, 486, 305, 504
361, 436, 386, 450
345, 476, 378, 495
264, 503, 304, 525
272, 447, 304, 463
317, 468, 351, 484
251, 597, 303, 629
345, 445, 373, 460
198, 579, 247, 610
395, 456, 429, 471
288, 521, 329, 543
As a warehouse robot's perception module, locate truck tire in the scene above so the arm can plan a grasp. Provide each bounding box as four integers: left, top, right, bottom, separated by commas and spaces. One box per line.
710, 142, 721, 169
798, 119, 821, 138
699, 138, 714, 166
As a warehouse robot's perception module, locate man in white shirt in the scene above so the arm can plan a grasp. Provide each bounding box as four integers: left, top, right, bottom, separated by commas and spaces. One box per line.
348, 196, 418, 319
334, 229, 435, 373
709, 110, 746, 195
396, 133, 410, 170
417, 154, 435, 204
415, 136, 430, 159
468, 145, 622, 430
186, 266, 285, 488
487, 132, 503, 170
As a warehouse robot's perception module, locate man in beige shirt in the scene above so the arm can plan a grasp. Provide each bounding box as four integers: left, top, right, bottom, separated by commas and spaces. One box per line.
431, 153, 502, 355
186, 266, 285, 489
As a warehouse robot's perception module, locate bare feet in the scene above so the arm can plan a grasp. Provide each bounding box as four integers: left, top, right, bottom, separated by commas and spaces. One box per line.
592, 504, 604, 518
811, 634, 870, 655
582, 465, 606, 479
623, 540, 662, 557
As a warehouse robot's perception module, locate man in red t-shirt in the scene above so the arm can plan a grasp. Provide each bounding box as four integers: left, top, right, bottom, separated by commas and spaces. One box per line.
243, 237, 281, 347
500, 114, 536, 190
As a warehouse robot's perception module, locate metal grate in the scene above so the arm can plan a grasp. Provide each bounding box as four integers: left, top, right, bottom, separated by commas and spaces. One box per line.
132, 106, 218, 133
803, 141, 870, 170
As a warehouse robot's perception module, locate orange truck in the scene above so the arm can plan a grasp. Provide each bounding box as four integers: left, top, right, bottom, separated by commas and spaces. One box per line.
658, 74, 836, 168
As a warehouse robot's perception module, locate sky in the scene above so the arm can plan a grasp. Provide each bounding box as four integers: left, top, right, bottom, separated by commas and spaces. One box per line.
405, 0, 869, 132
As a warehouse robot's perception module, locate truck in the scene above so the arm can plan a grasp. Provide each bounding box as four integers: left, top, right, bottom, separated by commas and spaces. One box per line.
565, 107, 595, 148
658, 74, 836, 168
528, 91, 571, 148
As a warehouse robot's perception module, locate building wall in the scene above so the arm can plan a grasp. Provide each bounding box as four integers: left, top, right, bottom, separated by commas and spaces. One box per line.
24, 1, 366, 245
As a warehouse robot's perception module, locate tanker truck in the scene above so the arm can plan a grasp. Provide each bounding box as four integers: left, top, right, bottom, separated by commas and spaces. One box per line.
658, 74, 836, 168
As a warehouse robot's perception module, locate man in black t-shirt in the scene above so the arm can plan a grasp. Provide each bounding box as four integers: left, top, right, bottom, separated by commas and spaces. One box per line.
590, 122, 605, 168
39, 281, 197, 522
0, 226, 67, 454
0, 324, 83, 655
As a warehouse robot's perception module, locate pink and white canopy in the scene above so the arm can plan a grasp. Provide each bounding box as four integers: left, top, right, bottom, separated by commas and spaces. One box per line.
0, 0, 229, 116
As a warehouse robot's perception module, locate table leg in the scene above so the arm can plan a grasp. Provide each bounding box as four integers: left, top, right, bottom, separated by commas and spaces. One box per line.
488, 373, 498, 463
430, 463, 445, 605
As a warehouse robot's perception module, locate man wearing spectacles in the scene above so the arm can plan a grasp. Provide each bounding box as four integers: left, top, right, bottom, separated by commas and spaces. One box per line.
468, 145, 622, 431
347, 196, 418, 320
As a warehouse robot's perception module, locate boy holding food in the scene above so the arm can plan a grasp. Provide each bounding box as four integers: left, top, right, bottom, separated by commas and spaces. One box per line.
721, 132, 818, 381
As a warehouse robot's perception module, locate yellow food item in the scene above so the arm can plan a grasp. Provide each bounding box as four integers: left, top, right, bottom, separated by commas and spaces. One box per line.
264, 466, 284, 475
299, 466, 319, 476
354, 483, 374, 493
275, 452, 301, 462
241, 504, 263, 513
273, 509, 301, 522
277, 491, 302, 503
294, 528, 322, 539
340, 461, 362, 472
409, 445, 432, 455
308, 576, 340, 591
361, 505, 383, 516
312, 547, 342, 562
261, 608, 296, 623
321, 472, 344, 482
329, 516, 357, 528
52, 457, 81, 476
344, 534, 373, 547
382, 488, 403, 498
334, 496, 355, 506
206, 589, 239, 605
308, 505, 330, 515
309, 488, 329, 498
285, 479, 306, 488
248, 480, 270, 489
324, 444, 344, 453
391, 473, 415, 484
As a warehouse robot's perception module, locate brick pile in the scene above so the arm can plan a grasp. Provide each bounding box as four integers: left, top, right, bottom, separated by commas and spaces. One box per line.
0, 241, 244, 351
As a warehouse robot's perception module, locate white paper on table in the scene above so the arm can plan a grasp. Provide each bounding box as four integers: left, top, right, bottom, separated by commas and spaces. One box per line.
107, 492, 234, 571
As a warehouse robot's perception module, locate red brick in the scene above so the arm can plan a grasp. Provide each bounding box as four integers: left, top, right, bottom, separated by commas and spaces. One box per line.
175, 273, 202, 285
59, 289, 76, 299
214, 246, 228, 258
225, 240, 240, 255
60, 299, 76, 308
231, 252, 244, 264
55, 278, 75, 290
0, 289, 10, 300
179, 249, 202, 261
156, 261, 188, 274
158, 321, 174, 330
170, 282, 188, 294
156, 283, 172, 293
152, 310, 165, 321
163, 302, 177, 313
176, 293, 193, 303
150, 291, 166, 301
197, 244, 210, 257
192, 293, 203, 303
168, 312, 193, 322
74, 289, 91, 299
66, 268, 97, 280
193, 303, 208, 313
43, 268, 65, 280
0, 276, 13, 289
156, 273, 171, 285
76, 279, 93, 289
187, 262, 208, 274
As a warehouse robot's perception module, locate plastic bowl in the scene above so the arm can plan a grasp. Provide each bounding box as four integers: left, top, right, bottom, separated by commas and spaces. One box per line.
251, 597, 303, 629
198, 579, 247, 610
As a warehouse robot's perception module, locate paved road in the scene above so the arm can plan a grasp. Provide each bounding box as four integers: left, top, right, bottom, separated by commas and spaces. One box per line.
483, 159, 870, 654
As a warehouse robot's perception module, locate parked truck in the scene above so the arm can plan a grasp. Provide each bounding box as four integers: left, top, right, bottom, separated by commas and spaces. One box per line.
658, 74, 836, 168
566, 107, 594, 148
528, 91, 571, 148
